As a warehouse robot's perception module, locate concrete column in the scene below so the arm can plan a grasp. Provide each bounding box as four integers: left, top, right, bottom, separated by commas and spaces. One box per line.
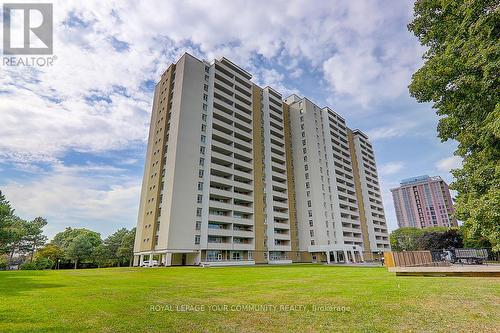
326, 252, 331, 264
139, 254, 144, 266
343, 250, 348, 263
149, 253, 154, 267
165, 253, 172, 266
351, 250, 356, 263
133, 255, 139, 267
333, 251, 338, 263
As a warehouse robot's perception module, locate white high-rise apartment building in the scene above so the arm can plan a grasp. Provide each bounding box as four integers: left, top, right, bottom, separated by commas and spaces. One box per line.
133, 53, 389, 266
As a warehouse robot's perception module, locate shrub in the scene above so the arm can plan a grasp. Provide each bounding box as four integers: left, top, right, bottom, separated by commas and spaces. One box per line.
20, 262, 38, 270
34, 257, 54, 269
0, 256, 7, 270
19, 257, 54, 270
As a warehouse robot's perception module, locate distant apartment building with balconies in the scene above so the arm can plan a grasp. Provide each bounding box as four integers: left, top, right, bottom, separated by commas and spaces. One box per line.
391, 175, 457, 229
133, 53, 390, 267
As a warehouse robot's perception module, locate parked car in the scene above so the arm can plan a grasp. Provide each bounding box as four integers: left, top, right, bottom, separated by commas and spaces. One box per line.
141, 260, 158, 267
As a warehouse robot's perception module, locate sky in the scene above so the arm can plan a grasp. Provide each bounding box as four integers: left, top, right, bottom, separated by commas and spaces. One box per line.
0, 0, 462, 240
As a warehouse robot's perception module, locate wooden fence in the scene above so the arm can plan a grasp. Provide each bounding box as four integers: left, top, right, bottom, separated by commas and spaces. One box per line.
384, 251, 433, 268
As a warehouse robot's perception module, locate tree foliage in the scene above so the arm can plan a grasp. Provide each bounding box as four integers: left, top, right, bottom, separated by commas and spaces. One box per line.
390, 227, 425, 251
408, 0, 500, 250
0, 191, 16, 254
53, 228, 102, 269
35, 244, 64, 267
117, 228, 136, 266
390, 227, 473, 251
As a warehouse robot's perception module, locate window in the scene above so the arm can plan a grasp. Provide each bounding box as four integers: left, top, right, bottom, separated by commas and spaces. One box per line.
310, 240, 315, 245
197, 182, 203, 191
195, 221, 201, 230
201, 124, 206, 132
205, 66, 210, 73
196, 208, 202, 217
305, 173, 309, 180
201, 135, 206, 143
310, 230, 314, 237
205, 74, 209, 81
309, 220, 313, 227
198, 170, 204, 178
202, 114, 207, 121
199, 157, 205, 166
302, 139, 306, 146
200, 146, 205, 154
203, 103, 208, 111
307, 200, 312, 208
306, 182, 310, 189
203, 94, 208, 101
195, 235, 200, 244
308, 210, 313, 217
304, 164, 308, 171
204, 84, 208, 92
197, 194, 203, 203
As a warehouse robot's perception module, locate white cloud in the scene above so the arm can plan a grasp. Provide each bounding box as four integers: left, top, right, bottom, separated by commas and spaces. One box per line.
366, 121, 419, 140
321, 1, 423, 107
2, 162, 141, 239
379, 161, 405, 175
0, 0, 425, 165
436, 156, 462, 173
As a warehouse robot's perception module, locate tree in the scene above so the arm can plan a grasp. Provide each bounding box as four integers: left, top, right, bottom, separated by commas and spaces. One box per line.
24, 217, 48, 262
103, 228, 129, 266
4, 217, 31, 268
408, 1, 500, 250
459, 225, 492, 248
92, 244, 111, 268
35, 244, 64, 268
66, 232, 102, 269
417, 228, 463, 250
53, 228, 101, 269
0, 191, 15, 254
117, 228, 135, 266
390, 227, 425, 251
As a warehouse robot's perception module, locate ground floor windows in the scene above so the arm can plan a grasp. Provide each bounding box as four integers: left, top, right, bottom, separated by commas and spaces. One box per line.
205, 250, 251, 262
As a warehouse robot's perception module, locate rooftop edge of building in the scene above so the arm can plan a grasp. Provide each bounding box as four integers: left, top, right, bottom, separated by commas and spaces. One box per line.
397, 175, 445, 187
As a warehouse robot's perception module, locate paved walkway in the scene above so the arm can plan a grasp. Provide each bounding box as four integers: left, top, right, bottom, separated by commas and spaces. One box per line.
389, 264, 500, 277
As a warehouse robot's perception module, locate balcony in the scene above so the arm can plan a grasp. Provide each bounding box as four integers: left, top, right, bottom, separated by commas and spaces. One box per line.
273, 201, 289, 210
208, 214, 234, 224
273, 211, 289, 220
269, 245, 290, 252
232, 229, 254, 238
207, 227, 233, 237
273, 233, 290, 241
232, 243, 254, 251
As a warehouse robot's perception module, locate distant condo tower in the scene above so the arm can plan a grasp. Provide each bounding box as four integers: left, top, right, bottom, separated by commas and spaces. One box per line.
391, 175, 458, 229
133, 53, 390, 267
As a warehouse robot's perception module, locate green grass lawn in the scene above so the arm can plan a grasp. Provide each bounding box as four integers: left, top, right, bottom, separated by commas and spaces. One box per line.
0, 264, 498, 332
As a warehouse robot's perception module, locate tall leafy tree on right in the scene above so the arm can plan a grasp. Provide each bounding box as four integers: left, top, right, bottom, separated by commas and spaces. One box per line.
408, 0, 499, 251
